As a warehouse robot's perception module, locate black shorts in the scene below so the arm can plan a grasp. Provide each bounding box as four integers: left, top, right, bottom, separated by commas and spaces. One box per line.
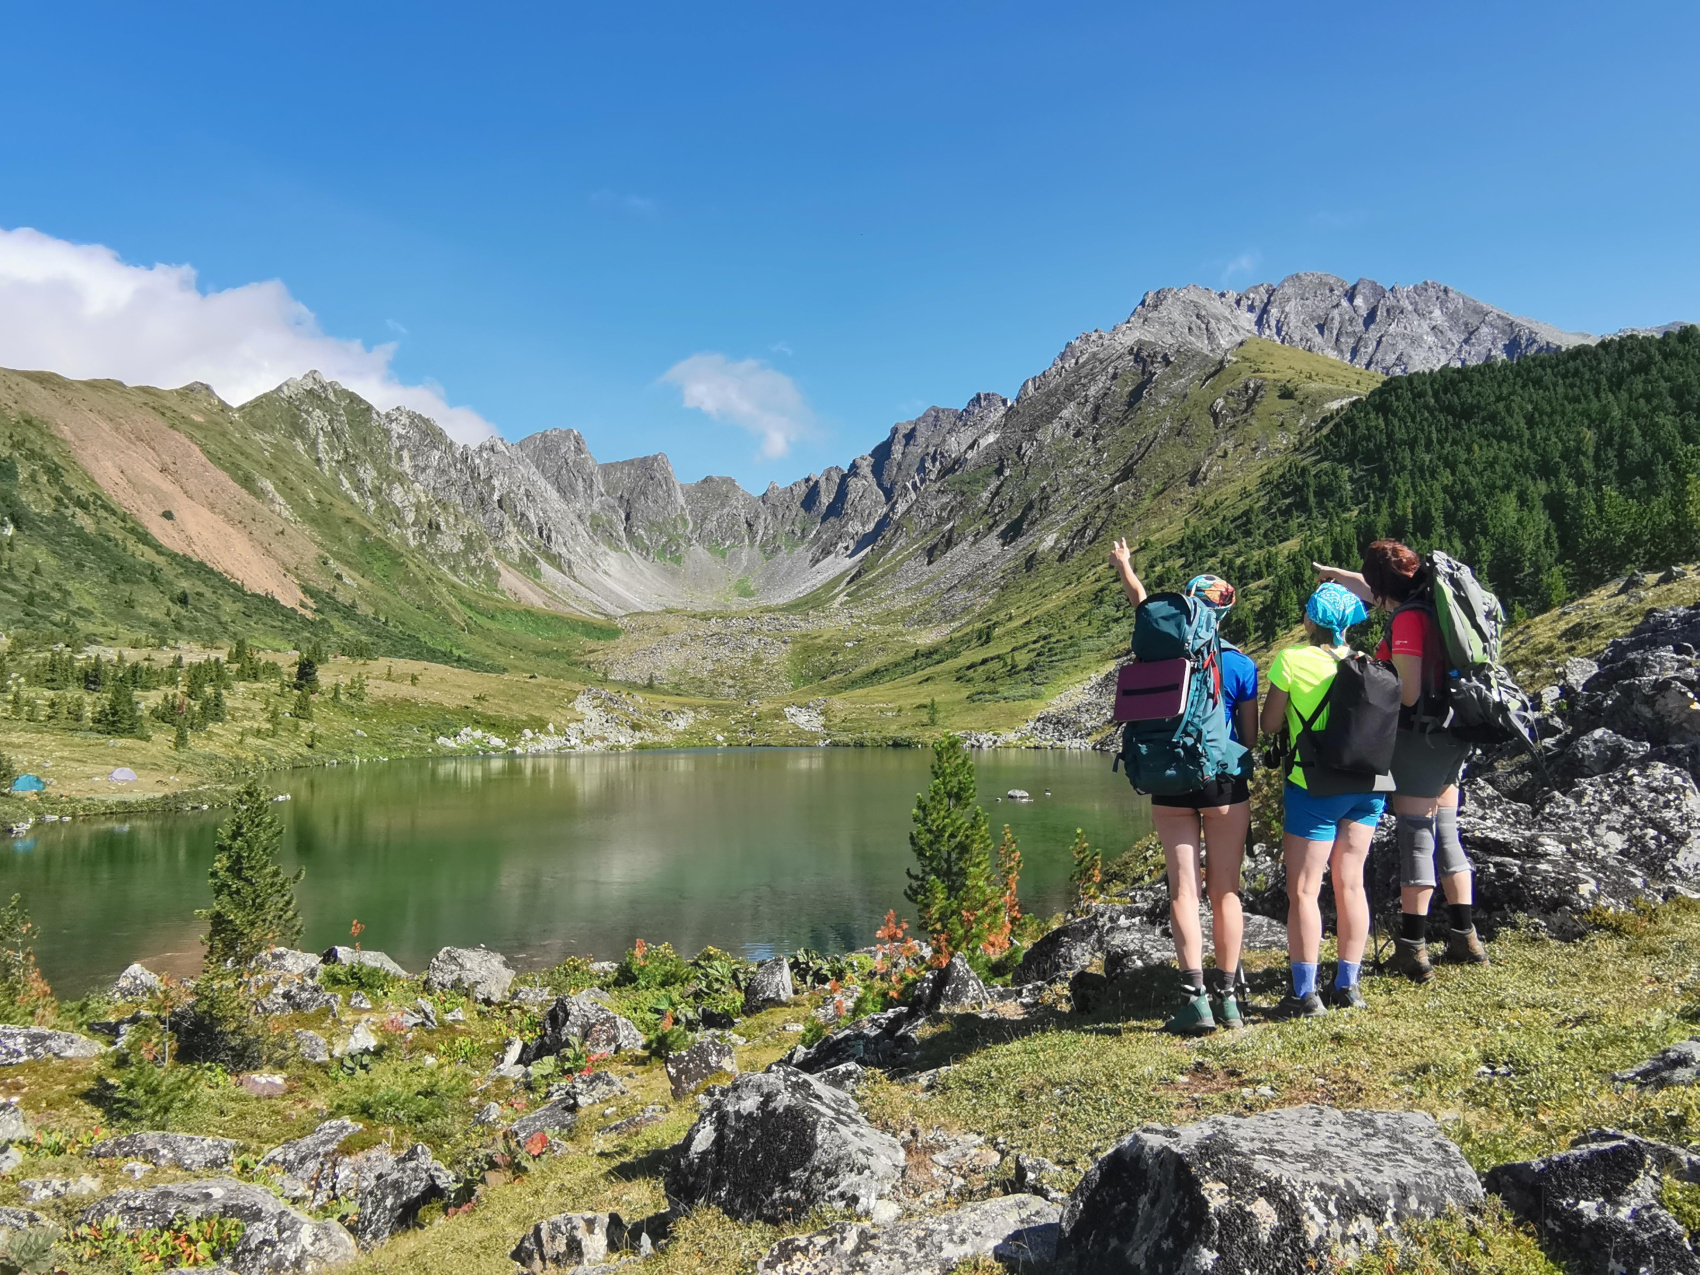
1150, 773, 1250, 809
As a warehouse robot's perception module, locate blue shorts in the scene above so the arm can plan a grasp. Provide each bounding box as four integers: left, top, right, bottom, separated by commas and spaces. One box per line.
1282, 782, 1387, 842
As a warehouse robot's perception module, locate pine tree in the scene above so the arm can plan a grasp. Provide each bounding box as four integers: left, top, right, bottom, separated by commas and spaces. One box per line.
196, 782, 303, 967
173, 718, 189, 751
1068, 829, 1102, 906
0, 894, 53, 1025
905, 736, 1001, 968
292, 685, 314, 721
93, 678, 145, 738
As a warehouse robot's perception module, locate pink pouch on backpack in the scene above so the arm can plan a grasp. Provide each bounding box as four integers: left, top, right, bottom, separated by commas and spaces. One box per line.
1113, 658, 1192, 722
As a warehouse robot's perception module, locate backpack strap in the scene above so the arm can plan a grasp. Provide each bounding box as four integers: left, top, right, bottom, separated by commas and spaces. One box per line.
1283, 649, 1341, 781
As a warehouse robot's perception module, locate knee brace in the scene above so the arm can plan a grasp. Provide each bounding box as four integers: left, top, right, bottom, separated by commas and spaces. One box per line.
1434, 804, 1472, 879
1396, 814, 1438, 889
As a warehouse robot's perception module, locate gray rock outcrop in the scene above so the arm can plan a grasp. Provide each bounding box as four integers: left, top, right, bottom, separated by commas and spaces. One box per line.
0, 1104, 32, 1144
258, 1119, 363, 1206
341, 1143, 456, 1248
910, 955, 988, 1013
778, 1007, 926, 1075
520, 995, 643, 1064
0, 1207, 46, 1231
79, 1178, 356, 1275
109, 963, 162, 1001
319, 946, 408, 978
665, 1065, 904, 1223
251, 948, 323, 980
1058, 1105, 1483, 1272
756, 1194, 1060, 1274
1613, 1038, 1700, 1090
90, 1132, 237, 1171
665, 1037, 738, 1099
744, 956, 795, 1013
423, 945, 515, 1002
0, 1026, 102, 1065
255, 981, 339, 1017
1485, 1130, 1700, 1274
511, 1211, 629, 1272
293, 1030, 329, 1064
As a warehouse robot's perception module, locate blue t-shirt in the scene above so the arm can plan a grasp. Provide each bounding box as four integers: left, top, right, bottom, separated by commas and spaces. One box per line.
1220, 645, 1258, 744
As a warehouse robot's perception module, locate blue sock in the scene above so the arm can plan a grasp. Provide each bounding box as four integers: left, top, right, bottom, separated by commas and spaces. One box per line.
1335, 961, 1361, 989
1291, 962, 1318, 999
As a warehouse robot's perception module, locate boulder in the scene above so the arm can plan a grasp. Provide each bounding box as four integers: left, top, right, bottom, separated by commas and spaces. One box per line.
778, 1007, 925, 1074
666, 1037, 738, 1099
545, 1069, 628, 1110
911, 955, 988, 1013
258, 1119, 363, 1206
0, 1103, 32, 1144
744, 956, 795, 1013
1485, 1130, 1700, 1274
90, 1132, 237, 1171
0, 1207, 46, 1231
320, 946, 408, 978
1013, 916, 1100, 985
756, 1193, 1061, 1274
1057, 1105, 1483, 1272
1559, 727, 1651, 779
333, 1022, 379, 1058
511, 1100, 580, 1143
511, 1211, 628, 1272
22, 1176, 98, 1201
424, 945, 515, 1003
341, 1143, 455, 1248
519, 995, 643, 1064
1102, 923, 1176, 982
400, 997, 438, 1031
1664, 565, 1693, 585
665, 1065, 904, 1223
1613, 1038, 1700, 1090
109, 963, 162, 1001
1562, 655, 1601, 697
0, 1025, 102, 1065
79, 1178, 356, 1275
255, 981, 339, 1017
250, 948, 322, 980
293, 1030, 329, 1064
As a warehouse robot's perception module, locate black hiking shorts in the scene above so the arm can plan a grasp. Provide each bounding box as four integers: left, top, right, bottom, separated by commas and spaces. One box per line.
1150, 773, 1250, 809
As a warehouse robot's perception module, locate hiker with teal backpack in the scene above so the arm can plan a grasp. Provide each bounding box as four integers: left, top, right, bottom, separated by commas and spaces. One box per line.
1316, 540, 1536, 979
1259, 584, 1399, 1017
1108, 539, 1255, 1035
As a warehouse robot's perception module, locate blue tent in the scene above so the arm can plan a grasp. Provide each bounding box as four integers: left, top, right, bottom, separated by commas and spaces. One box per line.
10, 775, 44, 793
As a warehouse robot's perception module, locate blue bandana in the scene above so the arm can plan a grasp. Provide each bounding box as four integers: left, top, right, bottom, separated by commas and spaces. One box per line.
1306, 583, 1369, 645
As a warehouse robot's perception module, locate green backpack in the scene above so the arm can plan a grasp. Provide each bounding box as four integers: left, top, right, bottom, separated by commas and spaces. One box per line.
1413, 550, 1540, 750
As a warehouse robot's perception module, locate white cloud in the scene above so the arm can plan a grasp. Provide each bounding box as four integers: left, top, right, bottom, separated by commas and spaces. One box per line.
0, 225, 496, 444
661, 352, 814, 460
1220, 250, 1262, 284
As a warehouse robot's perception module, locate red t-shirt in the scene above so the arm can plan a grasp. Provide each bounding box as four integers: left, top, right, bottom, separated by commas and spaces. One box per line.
1376, 607, 1446, 694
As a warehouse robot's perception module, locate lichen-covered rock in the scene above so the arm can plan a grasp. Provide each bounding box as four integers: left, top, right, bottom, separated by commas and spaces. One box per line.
519, 995, 642, 1064
777, 1007, 925, 1075
666, 1037, 738, 1099
666, 1065, 903, 1223
340, 1143, 455, 1249
545, 1069, 627, 1109
109, 963, 162, 1001
511, 1100, 580, 1143
744, 956, 795, 1013
0, 1104, 32, 1144
1559, 728, 1651, 779
90, 1132, 237, 1171
258, 1119, 363, 1206
511, 1212, 628, 1272
79, 1178, 355, 1275
0, 1026, 101, 1065
1613, 1038, 1700, 1090
0, 1207, 46, 1231
423, 945, 515, 1003
333, 1023, 378, 1058
319, 946, 408, 978
1058, 1105, 1482, 1272
293, 1031, 329, 1064
1012, 916, 1100, 984
756, 1194, 1060, 1274
250, 949, 323, 980
1485, 1130, 1700, 1274
1102, 923, 1175, 982
255, 981, 339, 1017
910, 955, 988, 1013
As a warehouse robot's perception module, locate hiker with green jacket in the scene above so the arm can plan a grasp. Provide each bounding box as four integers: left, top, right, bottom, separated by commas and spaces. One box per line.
1259, 583, 1385, 1017
1315, 541, 1490, 980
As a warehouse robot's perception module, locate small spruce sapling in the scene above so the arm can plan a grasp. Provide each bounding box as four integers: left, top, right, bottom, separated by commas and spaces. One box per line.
1068, 829, 1103, 906
0, 895, 54, 1025
905, 736, 1002, 970
196, 781, 304, 968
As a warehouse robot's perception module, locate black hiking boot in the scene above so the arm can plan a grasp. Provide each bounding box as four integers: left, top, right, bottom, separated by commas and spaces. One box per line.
1274, 991, 1328, 1019
1324, 981, 1366, 1010
1443, 926, 1490, 965
1392, 937, 1435, 983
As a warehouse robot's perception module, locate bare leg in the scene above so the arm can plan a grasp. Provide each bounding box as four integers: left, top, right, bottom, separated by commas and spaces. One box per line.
1155, 806, 1205, 973
1329, 819, 1375, 965
1283, 832, 1333, 965
1201, 801, 1249, 975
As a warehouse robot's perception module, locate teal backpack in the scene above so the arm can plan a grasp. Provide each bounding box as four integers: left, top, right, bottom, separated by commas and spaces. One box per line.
1113, 592, 1248, 796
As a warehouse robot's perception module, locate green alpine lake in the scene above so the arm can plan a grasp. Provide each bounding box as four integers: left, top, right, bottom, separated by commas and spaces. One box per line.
6, 748, 1153, 993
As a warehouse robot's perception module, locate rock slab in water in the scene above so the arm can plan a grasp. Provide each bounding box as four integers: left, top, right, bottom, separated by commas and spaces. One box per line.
744, 956, 795, 1013
1613, 1038, 1700, 1090
511, 1211, 628, 1272
80, 1178, 356, 1275
258, 1119, 363, 1206
320, 946, 409, 978
109, 963, 162, 1001
90, 1132, 237, 1171
1485, 1130, 1700, 1274
666, 1065, 903, 1223
779, 1007, 925, 1075
0, 1025, 102, 1065
424, 945, 515, 1002
1058, 1105, 1483, 1272
911, 954, 988, 1013
520, 995, 643, 1063
756, 1193, 1060, 1274
666, 1037, 738, 1099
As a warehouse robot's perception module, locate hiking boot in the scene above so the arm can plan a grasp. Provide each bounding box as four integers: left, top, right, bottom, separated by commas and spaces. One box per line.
1214, 992, 1245, 1031
1392, 937, 1435, 983
1325, 982, 1366, 1010
1274, 991, 1328, 1019
1163, 990, 1215, 1035
1444, 926, 1490, 965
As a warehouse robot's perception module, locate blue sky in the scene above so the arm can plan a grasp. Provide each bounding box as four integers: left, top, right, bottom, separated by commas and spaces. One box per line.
1, 2, 1695, 488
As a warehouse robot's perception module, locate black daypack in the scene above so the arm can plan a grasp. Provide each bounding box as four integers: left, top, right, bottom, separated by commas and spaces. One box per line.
1292, 651, 1402, 779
